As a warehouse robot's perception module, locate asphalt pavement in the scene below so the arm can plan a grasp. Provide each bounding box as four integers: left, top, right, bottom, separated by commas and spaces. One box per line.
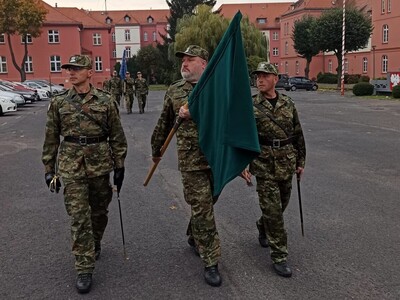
0, 89, 399, 299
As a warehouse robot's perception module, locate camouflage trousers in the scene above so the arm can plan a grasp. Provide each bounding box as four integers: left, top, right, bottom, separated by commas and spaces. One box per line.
125, 93, 134, 113
111, 94, 121, 106
62, 174, 113, 274
136, 93, 147, 113
255, 176, 292, 264
181, 170, 220, 267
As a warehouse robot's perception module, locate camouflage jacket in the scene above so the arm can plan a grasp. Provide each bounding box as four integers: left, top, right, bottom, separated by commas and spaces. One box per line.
109, 77, 122, 95
151, 79, 209, 171
249, 91, 306, 180
42, 85, 128, 179
102, 80, 109, 92
124, 78, 135, 94
134, 78, 148, 95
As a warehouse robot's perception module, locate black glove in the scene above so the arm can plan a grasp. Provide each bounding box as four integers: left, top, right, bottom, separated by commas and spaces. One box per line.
113, 167, 125, 194
45, 172, 61, 193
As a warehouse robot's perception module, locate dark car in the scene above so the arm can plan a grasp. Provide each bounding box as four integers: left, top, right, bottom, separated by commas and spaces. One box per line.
276, 74, 289, 89
285, 76, 318, 91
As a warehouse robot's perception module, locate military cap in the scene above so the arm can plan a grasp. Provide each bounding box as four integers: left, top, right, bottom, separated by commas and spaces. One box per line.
175, 45, 209, 62
252, 62, 278, 76
61, 55, 92, 69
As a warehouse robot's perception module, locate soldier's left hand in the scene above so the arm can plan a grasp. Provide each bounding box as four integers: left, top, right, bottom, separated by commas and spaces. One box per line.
296, 167, 304, 179
179, 105, 191, 119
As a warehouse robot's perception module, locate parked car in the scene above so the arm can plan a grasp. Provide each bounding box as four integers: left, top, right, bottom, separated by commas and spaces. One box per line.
0, 87, 27, 106
285, 76, 318, 91
0, 83, 37, 103
0, 95, 17, 115
24, 80, 65, 95
276, 73, 289, 89
14, 82, 51, 100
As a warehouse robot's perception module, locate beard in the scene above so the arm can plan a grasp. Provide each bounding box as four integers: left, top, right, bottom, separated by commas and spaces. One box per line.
181, 70, 200, 83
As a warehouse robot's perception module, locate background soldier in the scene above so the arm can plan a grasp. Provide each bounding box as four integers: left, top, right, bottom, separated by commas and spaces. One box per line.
102, 77, 109, 92
124, 71, 135, 114
42, 55, 128, 294
134, 71, 148, 114
151, 45, 222, 287
242, 62, 306, 278
109, 70, 122, 106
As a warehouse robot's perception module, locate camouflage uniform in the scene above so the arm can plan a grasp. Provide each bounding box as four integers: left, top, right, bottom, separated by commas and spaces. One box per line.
109, 76, 122, 105
151, 79, 221, 267
134, 75, 148, 113
102, 79, 109, 92
124, 77, 135, 114
42, 85, 128, 274
250, 90, 306, 264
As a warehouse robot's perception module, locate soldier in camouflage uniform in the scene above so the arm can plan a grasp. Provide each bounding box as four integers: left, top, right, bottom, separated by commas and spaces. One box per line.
151, 45, 222, 287
102, 77, 109, 92
242, 62, 305, 278
42, 55, 128, 294
134, 71, 148, 114
109, 70, 122, 105
124, 71, 135, 114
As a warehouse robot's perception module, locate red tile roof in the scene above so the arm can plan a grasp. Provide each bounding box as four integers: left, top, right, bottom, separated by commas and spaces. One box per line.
87, 9, 169, 26
41, 1, 80, 25
55, 7, 109, 28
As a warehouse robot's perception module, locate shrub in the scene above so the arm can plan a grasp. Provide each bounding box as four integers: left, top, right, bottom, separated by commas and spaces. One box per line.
353, 82, 374, 96
344, 74, 361, 84
392, 85, 400, 98
317, 72, 338, 84
359, 75, 370, 83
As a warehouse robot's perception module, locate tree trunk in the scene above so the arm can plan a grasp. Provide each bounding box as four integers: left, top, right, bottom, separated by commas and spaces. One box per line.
7, 33, 23, 81
304, 57, 312, 79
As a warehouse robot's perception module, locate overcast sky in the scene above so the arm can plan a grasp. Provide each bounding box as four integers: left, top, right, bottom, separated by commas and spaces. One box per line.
43, 0, 294, 11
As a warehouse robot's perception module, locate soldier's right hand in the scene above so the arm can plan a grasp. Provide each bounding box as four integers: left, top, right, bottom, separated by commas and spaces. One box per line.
45, 172, 61, 193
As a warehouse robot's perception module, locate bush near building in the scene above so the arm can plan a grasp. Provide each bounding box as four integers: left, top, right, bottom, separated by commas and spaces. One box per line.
392, 86, 400, 99
353, 82, 374, 96
317, 72, 338, 84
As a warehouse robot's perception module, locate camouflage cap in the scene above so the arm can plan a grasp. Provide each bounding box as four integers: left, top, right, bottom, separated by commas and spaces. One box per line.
252, 62, 278, 76
175, 45, 209, 61
61, 55, 92, 69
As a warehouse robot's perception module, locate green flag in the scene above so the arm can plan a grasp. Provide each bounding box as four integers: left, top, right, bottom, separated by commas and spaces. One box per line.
188, 11, 261, 197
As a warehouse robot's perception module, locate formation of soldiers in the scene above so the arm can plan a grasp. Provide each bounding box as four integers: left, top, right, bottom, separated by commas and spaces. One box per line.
103, 70, 149, 114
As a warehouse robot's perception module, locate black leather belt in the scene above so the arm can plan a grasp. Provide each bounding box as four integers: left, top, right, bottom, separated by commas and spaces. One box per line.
259, 136, 293, 148
64, 135, 108, 145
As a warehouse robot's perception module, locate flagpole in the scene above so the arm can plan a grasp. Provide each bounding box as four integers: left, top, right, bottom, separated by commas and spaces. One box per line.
340, 0, 346, 96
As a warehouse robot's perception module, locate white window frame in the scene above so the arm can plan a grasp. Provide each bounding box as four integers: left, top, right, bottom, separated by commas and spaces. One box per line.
362, 57, 368, 73
25, 56, 33, 73
126, 47, 131, 58
50, 55, 61, 72
388, 0, 391, 12
296, 61, 299, 75
125, 30, 130, 41
257, 18, 266, 24
272, 48, 279, 56
0, 34, 5, 44
144, 32, 148, 42
285, 61, 288, 74
112, 32, 115, 42
285, 41, 288, 55
0, 56, 7, 73
344, 58, 349, 73
272, 32, 278, 41
382, 24, 389, 43
95, 56, 102, 72
112, 49, 116, 58
93, 33, 102, 45
21, 34, 32, 44
153, 31, 156, 41
382, 55, 388, 73
48, 30, 60, 43
147, 17, 153, 23
328, 60, 333, 73
381, 0, 385, 13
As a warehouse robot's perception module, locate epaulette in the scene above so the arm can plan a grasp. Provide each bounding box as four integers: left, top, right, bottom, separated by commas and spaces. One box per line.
170, 79, 186, 87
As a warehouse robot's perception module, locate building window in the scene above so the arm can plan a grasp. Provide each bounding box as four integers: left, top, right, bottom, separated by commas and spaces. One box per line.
296, 61, 299, 74
272, 32, 278, 40
124, 15, 130, 22
0, 56, 7, 73
257, 18, 266, 24
144, 32, 148, 42
50, 55, 61, 72
381, 0, 385, 13
93, 33, 102, 45
388, 0, 391, 12
382, 24, 389, 43
272, 48, 279, 56
48, 30, 59, 43
112, 32, 115, 42
25, 56, 33, 73
147, 16, 153, 23
125, 30, 130, 41
106, 17, 112, 24
285, 41, 288, 55
344, 59, 348, 73
21, 34, 32, 44
112, 49, 116, 58
284, 61, 288, 74
382, 55, 388, 73
328, 60, 333, 73
362, 57, 368, 73
126, 47, 131, 58
0, 34, 4, 44
153, 31, 156, 41
94, 56, 102, 72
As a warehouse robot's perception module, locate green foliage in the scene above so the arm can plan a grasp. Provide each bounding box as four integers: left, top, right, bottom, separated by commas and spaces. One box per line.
247, 56, 265, 74
392, 85, 400, 98
292, 15, 319, 78
175, 6, 268, 60
359, 75, 370, 83
317, 73, 338, 84
136, 45, 162, 83
352, 82, 374, 96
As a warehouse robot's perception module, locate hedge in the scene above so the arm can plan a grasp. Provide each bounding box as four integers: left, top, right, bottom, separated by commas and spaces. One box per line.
353, 82, 374, 96
393, 85, 400, 98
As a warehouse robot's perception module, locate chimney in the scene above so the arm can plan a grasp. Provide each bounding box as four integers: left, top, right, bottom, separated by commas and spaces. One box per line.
55, 3, 57, 7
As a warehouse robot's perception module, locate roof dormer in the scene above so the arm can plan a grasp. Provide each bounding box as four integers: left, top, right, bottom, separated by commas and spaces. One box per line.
147, 16, 154, 23
105, 16, 112, 24
124, 15, 131, 22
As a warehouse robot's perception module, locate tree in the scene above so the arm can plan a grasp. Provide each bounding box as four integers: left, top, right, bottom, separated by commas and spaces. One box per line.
314, 7, 373, 85
136, 45, 162, 83
292, 15, 319, 79
175, 5, 268, 60
0, 0, 47, 82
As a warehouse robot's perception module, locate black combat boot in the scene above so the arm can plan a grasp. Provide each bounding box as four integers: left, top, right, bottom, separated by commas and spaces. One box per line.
256, 222, 269, 248
76, 273, 92, 293
95, 242, 101, 260
204, 265, 222, 287
273, 262, 292, 277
